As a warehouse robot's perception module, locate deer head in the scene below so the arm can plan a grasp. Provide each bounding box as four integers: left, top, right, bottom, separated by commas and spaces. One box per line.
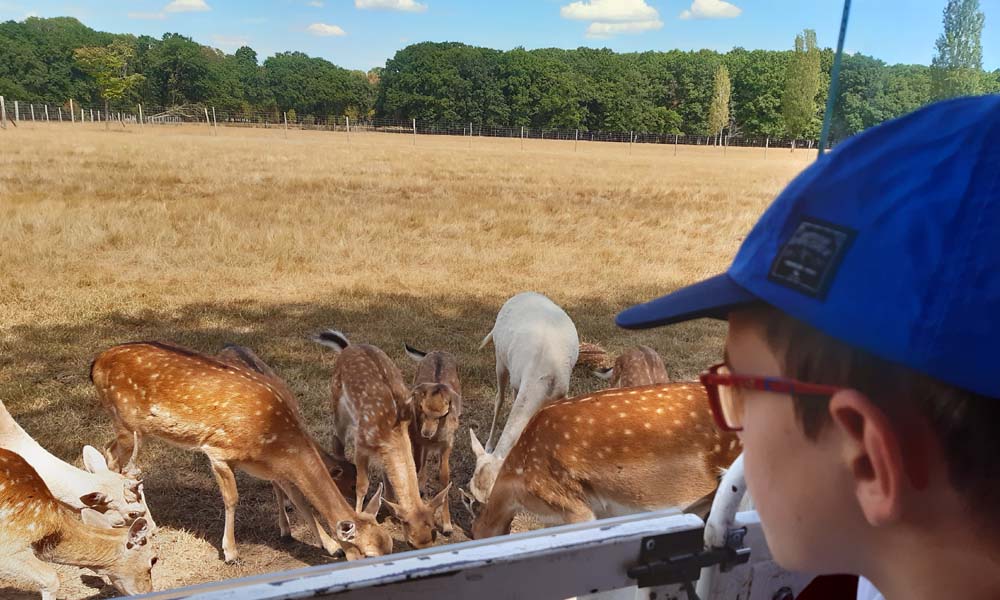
334, 483, 392, 558
384, 483, 451, 549
410, 383, 458, 440
80, 443, 151, 528
80, 510, 157, 596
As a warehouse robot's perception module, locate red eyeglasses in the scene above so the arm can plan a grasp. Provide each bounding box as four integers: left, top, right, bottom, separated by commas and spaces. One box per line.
699, 363, 843, 432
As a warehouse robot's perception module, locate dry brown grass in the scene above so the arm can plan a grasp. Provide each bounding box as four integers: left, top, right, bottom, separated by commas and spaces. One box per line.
0, 123, 811, 598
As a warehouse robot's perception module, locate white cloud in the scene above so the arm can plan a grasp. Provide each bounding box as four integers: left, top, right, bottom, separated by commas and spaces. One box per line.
679, 0, 741, 20
211, 34, 250, 49
306, 0, 324, 6
128, 11, 166, 19
164, 0, 210, 13
307, 22, 346, 36
355, 0, 427, 12
586, 19, 662, 38
560, 0, 657, 22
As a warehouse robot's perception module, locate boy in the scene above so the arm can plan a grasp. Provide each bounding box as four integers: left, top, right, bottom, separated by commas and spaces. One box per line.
616, 95, 1000, 599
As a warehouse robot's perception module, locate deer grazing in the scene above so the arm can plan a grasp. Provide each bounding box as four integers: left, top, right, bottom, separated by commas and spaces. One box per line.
90, 341, 391, 562
313, 331, 449, 550
403, 343, 462, 536
594, 345, 670, 388
469, 383, 741, 539
468, 292, 579, 505
0, 399, 151, 529
213, 344, 356, 550
0, 448, 156, 599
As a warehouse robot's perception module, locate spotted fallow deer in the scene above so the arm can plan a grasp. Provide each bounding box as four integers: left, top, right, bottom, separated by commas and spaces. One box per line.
312, 331, 450, 550
213, 344, 356, 551
403, 343, 462, 535
468, 292, 579, 506
0, 448, 156, 599
90, 341, 391, 563
594, 346, 670, 388
469, 383, 741, 539
0, 399, 151, 529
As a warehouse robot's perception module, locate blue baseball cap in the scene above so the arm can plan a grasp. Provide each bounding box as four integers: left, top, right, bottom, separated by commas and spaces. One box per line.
617, 95, 1000, 399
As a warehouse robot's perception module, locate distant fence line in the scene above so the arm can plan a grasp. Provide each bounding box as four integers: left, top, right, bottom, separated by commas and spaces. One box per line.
0, 96, 827, 151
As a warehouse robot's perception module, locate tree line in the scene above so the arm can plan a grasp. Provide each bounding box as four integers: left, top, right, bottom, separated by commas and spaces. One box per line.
1, 1, 996, 140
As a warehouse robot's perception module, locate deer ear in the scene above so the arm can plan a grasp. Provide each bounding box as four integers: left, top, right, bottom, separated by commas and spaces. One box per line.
126, 518, 151, 549
383, 498, 402, 517
80, 491, 110, 508
470, 429, 486, 458
593, 367, 614, 381
335, 520, 357, 542
430, 483, 451, 510
82, 446, 109, 473
363, 483, 384, 516
81, 508, 114, 528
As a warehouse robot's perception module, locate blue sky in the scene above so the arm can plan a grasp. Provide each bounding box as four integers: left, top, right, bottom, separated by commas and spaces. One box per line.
2, 0, 998, 71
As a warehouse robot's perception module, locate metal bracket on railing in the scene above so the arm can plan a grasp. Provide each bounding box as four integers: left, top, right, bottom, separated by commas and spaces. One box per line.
628, 526, 751, 593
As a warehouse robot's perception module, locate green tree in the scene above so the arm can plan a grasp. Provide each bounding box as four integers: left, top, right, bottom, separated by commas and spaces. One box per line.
782, 29, 821, 149
73, 40, 144, 128
931, 0, 986, 99
707, 63, 731, 144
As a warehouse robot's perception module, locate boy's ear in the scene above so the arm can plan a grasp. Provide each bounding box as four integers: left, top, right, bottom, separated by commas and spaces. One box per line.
828, 389, 906, 527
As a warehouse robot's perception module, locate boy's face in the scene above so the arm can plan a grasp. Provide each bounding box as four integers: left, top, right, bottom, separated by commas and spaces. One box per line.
725, 310, 866, 574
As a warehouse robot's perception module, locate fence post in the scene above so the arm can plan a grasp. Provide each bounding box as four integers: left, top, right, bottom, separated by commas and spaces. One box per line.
0, 96, 6, 129
30, 103, 35, 122
80, 108, 84, 122
44, 104, 49, 122
212, 106, 218, 134
58, 107, 62, 122
14, 100, 19, 122
629, 130, 634, 155
69, 99, 74, 123
206, 107, 214, 135
282, 111, 288, 138
469, 122, 473, 148
520, 126, 524, 151
412, 118, 416, 145
764, 136, 769, 159
674, 133, 679, 156
138, 104, 144, 128
574, 129, 579, 153
90, 108, 94, 122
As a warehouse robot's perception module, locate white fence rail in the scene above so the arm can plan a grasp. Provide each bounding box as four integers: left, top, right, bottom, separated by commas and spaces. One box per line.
128, 510, 810, 600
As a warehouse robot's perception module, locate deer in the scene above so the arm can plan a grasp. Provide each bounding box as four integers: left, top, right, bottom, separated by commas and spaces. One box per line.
467, 291, 579, 506
90, 341, 391, 563
593, 345, 670, 388
0, 447, 156, 599
312, 331, 450, 550
403, 343, 462, 536
468, 383, 741, 539
212, 344, 357, 550
0, 399, 151, 529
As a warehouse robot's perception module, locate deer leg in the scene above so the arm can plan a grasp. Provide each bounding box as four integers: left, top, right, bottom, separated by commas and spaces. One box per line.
208, 457, 240, 563
416, 444, 431, 494
105, 424, 139, 472
0, 549, 60, 600
354, 449, 371, 514
273, 483, 291, 541
485, 365, 509, 452
438, 444, 454, 535
280, 482, 341, 556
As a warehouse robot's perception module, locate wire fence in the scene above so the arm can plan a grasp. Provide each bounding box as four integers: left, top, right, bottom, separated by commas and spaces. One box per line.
0, 96, 827, 151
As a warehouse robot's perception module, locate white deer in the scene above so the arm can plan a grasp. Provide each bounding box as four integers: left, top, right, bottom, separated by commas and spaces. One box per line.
0, 399, 151, 529
467, 292, 579, 505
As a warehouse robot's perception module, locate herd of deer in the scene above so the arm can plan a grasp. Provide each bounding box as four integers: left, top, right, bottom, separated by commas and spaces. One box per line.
0, 291, 741, 599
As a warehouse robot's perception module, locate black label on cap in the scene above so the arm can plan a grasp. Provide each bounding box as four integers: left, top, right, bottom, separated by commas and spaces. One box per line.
768, 219, 855, 299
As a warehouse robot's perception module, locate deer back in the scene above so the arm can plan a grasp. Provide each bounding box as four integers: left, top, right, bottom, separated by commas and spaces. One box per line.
0, 448, 64, 544
332, 344, 412, 449
92, 342, 313, 460
611, 346, 671, 388
500, 383, 741, 511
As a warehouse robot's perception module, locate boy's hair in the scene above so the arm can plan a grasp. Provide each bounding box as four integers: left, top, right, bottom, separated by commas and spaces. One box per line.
753, 304, 1000, 525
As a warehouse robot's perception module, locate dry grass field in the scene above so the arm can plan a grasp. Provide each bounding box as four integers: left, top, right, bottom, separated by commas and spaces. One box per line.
0, 122, 812, 598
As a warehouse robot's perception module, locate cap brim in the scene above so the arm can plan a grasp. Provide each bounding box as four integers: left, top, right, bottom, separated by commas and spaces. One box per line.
615, 274, 759, 330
